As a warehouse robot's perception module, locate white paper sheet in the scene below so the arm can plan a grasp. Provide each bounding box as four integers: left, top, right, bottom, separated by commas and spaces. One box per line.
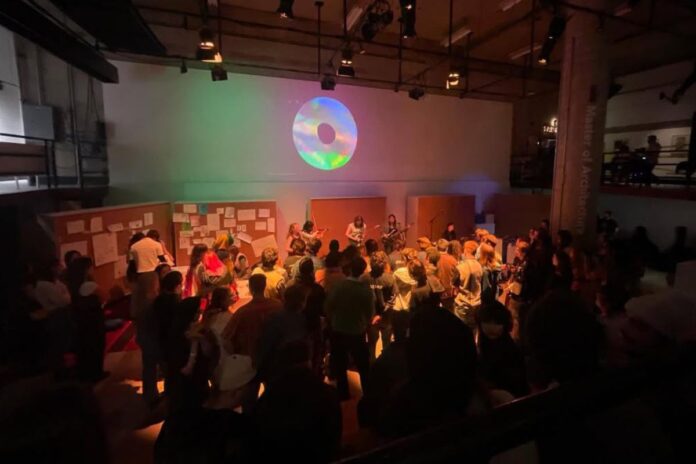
107, 223, 124, 233
89, 217, 103, 233
236, 224, 247, 233
60, 241, 88, 260
172, 213, 189, 223
251, 234, 278, 257
92, 232, 119, 267
255, 221, 267, 231
237, 232, 253, 244
216, 208, 224, 215
66, 220, 85, 235
180, 230, 194, 238
238, 209, 256, 221
223, 218, 236, 228
179, 236, 191, 250
189, 215, 200, 227
114, 256, 127, 279
183, 204, 198, 214
258, 208, 270, 218
267, 218, 275, 233
224, 207, 235, 218
207, 213, 220, 231
144, 212, 154, 226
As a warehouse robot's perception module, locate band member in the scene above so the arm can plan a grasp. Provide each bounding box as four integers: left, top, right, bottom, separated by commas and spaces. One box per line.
381, 214, 401, 254
442, 222, 457, 241
346, 215, 366, 248
301, 220, 325, 242
285, 222, 302, 253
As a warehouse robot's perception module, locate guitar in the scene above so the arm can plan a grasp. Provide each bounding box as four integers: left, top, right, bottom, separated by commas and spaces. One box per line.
378, 223, 413, 247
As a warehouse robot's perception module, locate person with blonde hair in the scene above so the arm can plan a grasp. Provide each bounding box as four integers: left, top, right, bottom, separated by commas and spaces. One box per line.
251, 247, 288, 301
285, 223, 302, 254
213, 233, 239, 302
479, 243, 501, 304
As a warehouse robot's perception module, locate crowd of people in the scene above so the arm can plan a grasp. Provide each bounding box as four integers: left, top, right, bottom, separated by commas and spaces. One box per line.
5, 214, 696, 463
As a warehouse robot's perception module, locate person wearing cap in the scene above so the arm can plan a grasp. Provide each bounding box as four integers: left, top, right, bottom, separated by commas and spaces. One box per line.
436, 239, 458, 311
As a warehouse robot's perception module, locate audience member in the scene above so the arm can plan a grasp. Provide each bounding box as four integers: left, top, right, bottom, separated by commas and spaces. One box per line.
290, 258, 327, 376
454, 240, 483, 329
283, 238, 306, 275
251, 247, 288, 301
409, 259, 444, 313
436, 238, 458, 311
360, 251, 395, 361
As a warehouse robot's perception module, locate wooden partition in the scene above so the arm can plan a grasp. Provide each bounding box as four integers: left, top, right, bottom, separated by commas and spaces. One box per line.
309, 197, 387, 254
45, 202, 172, 293
492, 193, 550, 237
406, 195, 476, 244
172, 201, 277, 266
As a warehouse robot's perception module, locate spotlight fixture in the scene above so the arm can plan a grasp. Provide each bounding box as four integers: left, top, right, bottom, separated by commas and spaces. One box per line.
400, 0, 416, 38
337, 48, 355, 78
277, 0, 294, 19
360, 0, 393, 42
446, 69, 460, 89
408, 87, 425, 100
211, 64, 227, 81
537, 15, 566, 65
180, 60, 188, 74
196, 27, 217, 61
321, 74, 336, 90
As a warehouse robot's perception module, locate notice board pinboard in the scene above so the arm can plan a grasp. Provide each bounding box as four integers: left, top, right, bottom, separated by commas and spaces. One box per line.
172, 201, 277, 267
45, 202, 172, 293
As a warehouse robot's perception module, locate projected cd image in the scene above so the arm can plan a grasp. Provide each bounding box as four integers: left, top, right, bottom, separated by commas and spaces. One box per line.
292, 97, 358, 170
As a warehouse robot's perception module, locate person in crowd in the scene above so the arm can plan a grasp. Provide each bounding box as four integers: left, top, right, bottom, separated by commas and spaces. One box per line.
436, 239, 458, 311
477, 301, 528, 398
597, 210, 618, 237
301, 220, 325, 242
365, 238, 379, 257
256, 285, 310, 385
610, 141, 632, 183
388, 239, 408, 271
234, 250, 252, 280
34, 258, 72, 377
454, 240, 483, 330
303, 238, 325, 277
630, 225, 660, 269
416, 236, 432, 263
499, 241, 528, 339
283, 238, 306, 276
550, 250, 574, 291
289, 258, 327, 376
595, 284, 630, 368
556, 229, 575, 260
321, 250, 346, 293
285, 222, 302, 254
155, 262, 171, 285
442, 222, 457, 241
409, 258, 444, 313
379, 308, 477, 438
540, 219, 550, 231
340, 244, 361, 276
524, 289, 603, 390
183, 244, 207, 298
475, 228, 489, 244
65, 257, 107, 383
425, 246, 440, 276
522, 227, 554, 305
325, 257, 374, 400
152, 271, 183, 393
479, 243, 501, 304
197, 246, 235, 301
393, 253, 417, 316
248, 365, 342, 463
212, 233, 239, 302
660, 225, 695, 273
62, 250, 82, 280
357, 310, 409, 428
325, 239, 340, 258
645, 134, 661, 183
252, 247, 288, 301
126, 232, 145, 283
360, 251, 395, 361
222, 274, 282, 413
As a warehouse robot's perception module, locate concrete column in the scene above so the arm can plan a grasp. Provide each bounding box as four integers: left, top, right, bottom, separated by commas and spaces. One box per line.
550, 0, 609, 244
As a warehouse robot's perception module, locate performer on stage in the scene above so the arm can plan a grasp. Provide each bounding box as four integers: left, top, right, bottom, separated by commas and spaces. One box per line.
285, 222, 302, 253
442, 222, 457, 241
381, 214, 401, 254
301, 220, 325, 242
345, 215, 366, 248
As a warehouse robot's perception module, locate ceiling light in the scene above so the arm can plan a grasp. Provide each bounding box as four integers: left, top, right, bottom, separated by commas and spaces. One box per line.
337, 48, 355, 78
180, 60, 188, 74
508, 43, 542, 60
536, 15, 566, 66
537, 56, 548, 65
400, 0, 416, 38
402, 1, 414, 10
446, 69, 460, 89
321, 74, 336, 90
196, 27, 217, 61
440, 26, 471, 47
408, 87, 425, 100
196, 47, 217, 62
499, 0, 523, 12
277, 0, 294, 19
211, 64, 227, 81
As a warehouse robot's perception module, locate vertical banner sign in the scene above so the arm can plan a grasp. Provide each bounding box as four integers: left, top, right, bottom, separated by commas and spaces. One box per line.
550, 0, 609, 244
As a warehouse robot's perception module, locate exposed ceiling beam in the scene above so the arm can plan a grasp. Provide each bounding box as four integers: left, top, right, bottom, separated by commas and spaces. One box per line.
0, 1, 118, 82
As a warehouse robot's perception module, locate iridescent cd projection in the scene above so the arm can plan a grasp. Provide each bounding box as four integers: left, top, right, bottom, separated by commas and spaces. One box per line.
292, 97, 358, 170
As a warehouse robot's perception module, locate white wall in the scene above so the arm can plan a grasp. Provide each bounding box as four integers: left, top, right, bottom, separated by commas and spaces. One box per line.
0, 26, 24, 143
104, 61, 512, 242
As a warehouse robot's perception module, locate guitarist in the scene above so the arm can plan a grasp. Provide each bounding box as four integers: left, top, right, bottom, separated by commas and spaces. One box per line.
381, 215, 410, 254
345, 215, 366, 249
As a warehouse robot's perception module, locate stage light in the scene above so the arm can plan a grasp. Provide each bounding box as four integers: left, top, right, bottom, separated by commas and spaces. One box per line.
536, 15, 565, 66
196, 27, 217, 61
277, 0, 294, 19
337, 48, 355, 78
446, 69, 460, 89
180, 60, 188, 74
211, 64, 227, 81
400, 0, 417, 38
321, 74, 336, 90
402, 1, 414, 10
408, 87, 425, 100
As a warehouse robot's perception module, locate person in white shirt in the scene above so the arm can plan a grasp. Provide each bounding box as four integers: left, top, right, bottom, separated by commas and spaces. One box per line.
129, 229, 171, 406
346, 216, 366, 249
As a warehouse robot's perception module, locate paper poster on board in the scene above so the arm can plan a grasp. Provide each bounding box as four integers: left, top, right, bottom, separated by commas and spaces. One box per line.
238, 209, 256, 221
172, 213, 189, 223
144, 212, 154, 226
224, 218, 236, 228
224, 207, 235, 218
66, 220, 85, 235
107, 223, 124, 233
267, 218, 276, 233
255, 221, 267, 231
207, 214, 221, 231
183, 204, 197, 214
258, 209, 270, 218
251, 234, 278, 257
92, 232, 119, 267
90, 217, 103, 233
237, 232, 253, 243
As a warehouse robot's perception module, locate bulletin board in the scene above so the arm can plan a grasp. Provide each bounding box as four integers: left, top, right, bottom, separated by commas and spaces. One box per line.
309, 197, 387, 255
406, 195, 476, 244
44, 202, 172, 293
172, 201, 277, 267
